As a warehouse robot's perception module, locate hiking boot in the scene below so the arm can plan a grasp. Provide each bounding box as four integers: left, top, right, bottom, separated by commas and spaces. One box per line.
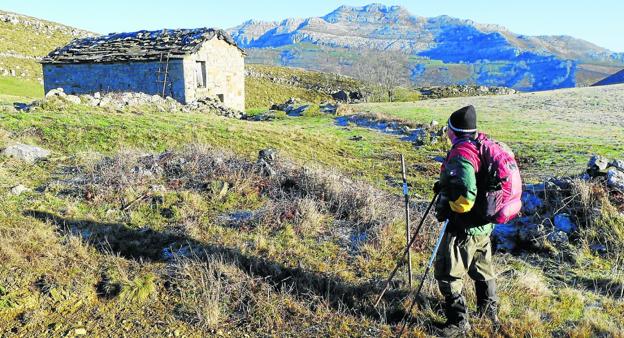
437, 320, 471, 337
475, 280, 500, 324
477, 303, 501, 331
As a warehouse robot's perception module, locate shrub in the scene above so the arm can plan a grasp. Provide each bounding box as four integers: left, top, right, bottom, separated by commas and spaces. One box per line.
119, 273, 157, 304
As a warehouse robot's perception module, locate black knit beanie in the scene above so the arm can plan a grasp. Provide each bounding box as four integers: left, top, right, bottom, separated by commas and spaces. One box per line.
448, 105, 477, 133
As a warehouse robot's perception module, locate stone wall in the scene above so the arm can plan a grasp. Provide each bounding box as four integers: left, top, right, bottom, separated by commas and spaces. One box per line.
42, 38, 245, 110
183, 38, 245, 111
42, 60, 186, 102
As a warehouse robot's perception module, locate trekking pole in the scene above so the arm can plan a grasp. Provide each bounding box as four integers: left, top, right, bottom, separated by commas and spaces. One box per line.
396, 219, 449, 338
373, 192, 438, 308
400, 154, 413, 287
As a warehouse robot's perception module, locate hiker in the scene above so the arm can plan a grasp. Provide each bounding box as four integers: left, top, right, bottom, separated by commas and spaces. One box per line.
433, 105, 500, 336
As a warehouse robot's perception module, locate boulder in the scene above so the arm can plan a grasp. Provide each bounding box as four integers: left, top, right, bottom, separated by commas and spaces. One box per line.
521, 190, 544, 214
65, 95, 81, 104
590, 243, 608, 255
257, 148, 277, 176
492, 222, 518, 252
609, 159, 624, 171
2, 144, 51, 163
45, 88, 66, 98
587, 155, 609, 176
547, 231, 569, 247
607, 169, 624, 190
258, 148, 277, 165
332, 90, 349, 102
518, 222, 544, 243
554, 214, 576, 234
349, 91, 364, 102
10, 184, 29, 196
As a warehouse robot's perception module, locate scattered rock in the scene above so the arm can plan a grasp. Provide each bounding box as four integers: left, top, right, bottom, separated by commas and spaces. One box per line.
547, 231, 569, 247
45, 88, 66, 98
587, 155, 610, 176
590, 243, 608, 255
335, 114, 443, 147
161, 245, 192, 261
10, 184, 29, 196
518, 222, 544, 243
74, 327, 87, 335
270, 97, 297, 111
607, 169, 624, 190
65, 95, 81, 104
217, 210, 260, 228
257, 149, 277, 176
332, 90, 349, 102
554, 214, 575, 234
266, 98, 326, 117
521, 190, 544, 214
2, 143, 51, 163
609, 159, 624, 172
495, 155, 623, 254
492, 222, 519, 252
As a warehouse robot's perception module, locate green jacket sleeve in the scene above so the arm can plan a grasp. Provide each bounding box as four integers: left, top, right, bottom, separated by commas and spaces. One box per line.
443, 156, 477, 214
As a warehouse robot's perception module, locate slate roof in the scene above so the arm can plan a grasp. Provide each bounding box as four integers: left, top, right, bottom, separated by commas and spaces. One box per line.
41, 28, 243, 64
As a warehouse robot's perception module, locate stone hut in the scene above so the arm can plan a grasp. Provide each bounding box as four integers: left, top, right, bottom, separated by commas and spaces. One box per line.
41, 28, 245, 110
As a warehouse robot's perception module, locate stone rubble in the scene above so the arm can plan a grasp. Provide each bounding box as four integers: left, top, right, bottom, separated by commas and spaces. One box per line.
29, 88, 245, 119
335, 114, 444, 147
247, 98, 339, 121
492, 154, 624, 252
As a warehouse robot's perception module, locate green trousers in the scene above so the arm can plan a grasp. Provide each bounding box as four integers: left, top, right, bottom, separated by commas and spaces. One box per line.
434, 231, 498, 324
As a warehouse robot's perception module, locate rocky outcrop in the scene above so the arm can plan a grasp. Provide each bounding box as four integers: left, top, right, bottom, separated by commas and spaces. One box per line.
228, 4, 624, 91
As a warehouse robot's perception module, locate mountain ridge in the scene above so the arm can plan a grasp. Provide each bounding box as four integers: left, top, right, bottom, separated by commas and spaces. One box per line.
228, 3, 624, 91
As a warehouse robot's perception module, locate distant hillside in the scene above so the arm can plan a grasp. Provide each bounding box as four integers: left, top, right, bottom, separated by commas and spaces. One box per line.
0, 10, 92, 96
229, 3, 624, 91
592, 69, 624, 86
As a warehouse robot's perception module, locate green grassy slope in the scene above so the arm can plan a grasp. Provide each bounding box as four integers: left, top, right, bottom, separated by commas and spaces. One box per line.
356, 86, 624, 180
0, 11, 90, 82
0, 76, 43, 98
0, 88, 622, 336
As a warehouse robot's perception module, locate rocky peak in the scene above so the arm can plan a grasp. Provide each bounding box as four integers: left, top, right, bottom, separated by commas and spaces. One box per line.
322, 3, 413, 24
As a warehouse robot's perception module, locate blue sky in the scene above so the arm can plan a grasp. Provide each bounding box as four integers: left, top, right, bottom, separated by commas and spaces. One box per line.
3, 0, 623, 52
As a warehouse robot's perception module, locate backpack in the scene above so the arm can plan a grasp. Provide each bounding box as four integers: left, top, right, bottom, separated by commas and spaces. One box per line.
474, 133, 523, 224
